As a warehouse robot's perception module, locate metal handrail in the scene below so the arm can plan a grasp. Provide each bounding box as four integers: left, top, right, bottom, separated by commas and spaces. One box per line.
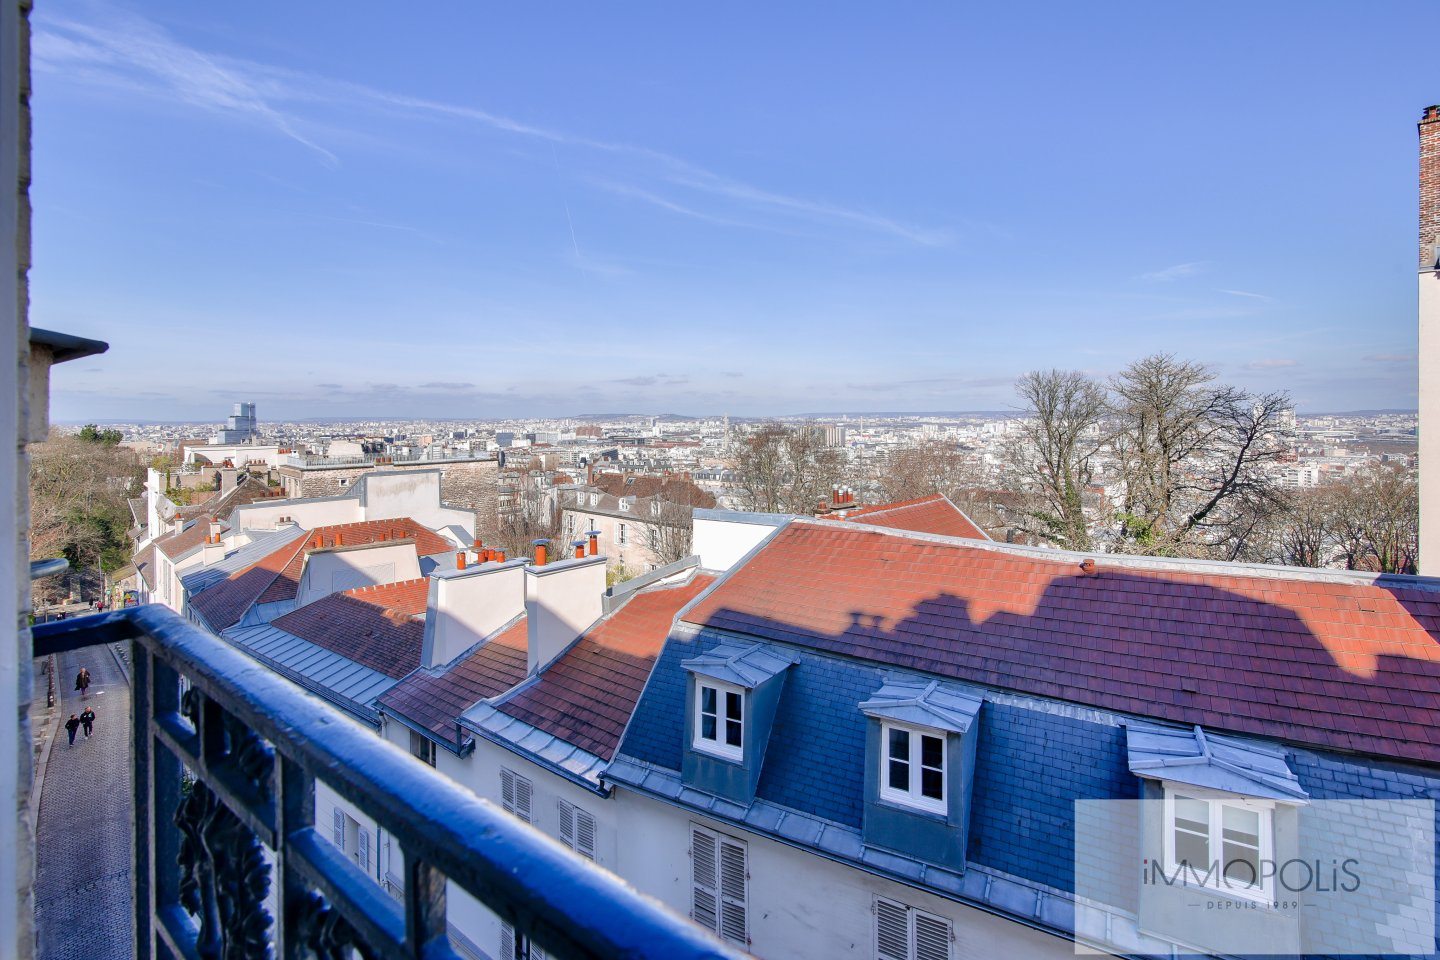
33, 606, 741, 960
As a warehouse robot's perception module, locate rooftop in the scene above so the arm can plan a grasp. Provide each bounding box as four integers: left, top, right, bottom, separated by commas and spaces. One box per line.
684, 519, 1440, 764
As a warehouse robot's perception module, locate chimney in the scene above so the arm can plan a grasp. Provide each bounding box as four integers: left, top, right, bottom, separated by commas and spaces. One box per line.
495, 549, 506, 562
587, 530, 600, 556
334, 532, 344, 547
573, 540, 587, 559
1422, 105, 1440, 271
525, 554, 606, 674
533, 539, 549, 566
421, 559, 527, 668
311, 533, 322, 550
201, 528, 226, 565
1420, 106, 1440, 575
456, 550, 467, 571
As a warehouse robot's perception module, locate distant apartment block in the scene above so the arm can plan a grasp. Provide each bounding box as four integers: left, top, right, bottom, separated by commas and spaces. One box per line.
277, 450, 500, 539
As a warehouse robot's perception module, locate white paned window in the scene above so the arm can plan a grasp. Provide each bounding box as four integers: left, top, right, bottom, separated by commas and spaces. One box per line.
618, 522, 628, 544
500, 768, 533, 824
1162, 786, 1274, 901
875, 897, 952, 960
690, 824, 747, 946
879, 722, 946, 814
693, 680, 744, 761
557, 799, 597, 861
498, 921, 547, 960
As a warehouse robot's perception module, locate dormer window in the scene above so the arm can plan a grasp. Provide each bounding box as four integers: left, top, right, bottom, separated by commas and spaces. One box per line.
694, 679, 744, 761
880, 722, 946, 814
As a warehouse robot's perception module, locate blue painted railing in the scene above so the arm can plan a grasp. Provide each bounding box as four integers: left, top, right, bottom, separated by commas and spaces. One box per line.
33, 605, 743, 960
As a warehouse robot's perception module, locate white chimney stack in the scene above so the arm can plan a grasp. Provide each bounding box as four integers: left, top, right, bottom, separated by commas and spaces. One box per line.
421, 558, 528, 669
525, 554, 606, 675
1419, 104, 1440, 574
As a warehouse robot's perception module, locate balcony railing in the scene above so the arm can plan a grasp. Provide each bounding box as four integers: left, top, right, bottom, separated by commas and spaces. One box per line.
32, 606, 741, 960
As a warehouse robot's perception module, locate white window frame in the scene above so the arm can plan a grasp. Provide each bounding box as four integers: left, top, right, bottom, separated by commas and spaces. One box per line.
878, 721, 947, 815
617, 522, 628, 545
1161, 783, 1275, 903
875, 896, 952, 960
693, 679, 745, 762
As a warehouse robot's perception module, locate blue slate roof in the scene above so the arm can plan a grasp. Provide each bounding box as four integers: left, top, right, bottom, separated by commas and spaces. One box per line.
1124, 721, 1309, 802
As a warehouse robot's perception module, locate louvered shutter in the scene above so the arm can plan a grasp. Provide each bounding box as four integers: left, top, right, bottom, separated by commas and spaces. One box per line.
575, 808, 596, 862
332, 808, 345, 850
357, 826, 371, 874
557, 800, 575, 851
875, 898, 910, 960
913, 911, 951, 960
499, 922, 514, 960
514, 774, 532, 824
690, 826, 719, 933
717, 837, 747, 944
501, 769, 514, 813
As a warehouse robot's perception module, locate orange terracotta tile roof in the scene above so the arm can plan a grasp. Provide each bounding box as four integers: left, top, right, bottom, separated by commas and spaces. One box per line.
188, 534, 308, 631
820, 493, 988, 540
271, 577, 431, 679
377, 618, 530, 744
497, 574, 716, 760
256, 518, 455, 605
685, 521, 1440, 764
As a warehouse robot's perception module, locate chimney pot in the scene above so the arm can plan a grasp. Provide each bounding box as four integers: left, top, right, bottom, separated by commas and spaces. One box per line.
588, 530, 600, 555
457, 550, 467, 570
573, 540, 586, 559
496, 549, 506, 562
533, 539, 549, 566
312, 534, 322, 549
334, 533, 343, 547
1079, 558, 1096, 576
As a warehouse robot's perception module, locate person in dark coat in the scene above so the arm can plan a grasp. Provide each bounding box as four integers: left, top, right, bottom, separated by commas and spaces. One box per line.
74, 667, 90, 699
79, 708, 95, 738
64, 714, 80, 746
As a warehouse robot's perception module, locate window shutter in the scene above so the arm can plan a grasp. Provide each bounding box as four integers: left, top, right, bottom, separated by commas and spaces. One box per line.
690, 826, 719, 933
332, 808, 345, 850
913, 911, 951, 960
717, 838, 748, 944
357, 826, 371, 874
500, 768, 516, 817
557, 799, 575, 851
515, 775, 532, 824
875, 898, 910, 960
575, 808, 596, 862
499, 921, 514, 960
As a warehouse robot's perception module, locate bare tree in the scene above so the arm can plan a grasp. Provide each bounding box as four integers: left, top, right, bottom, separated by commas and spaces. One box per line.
638, 499, 696, 567
1320, 464, 1418, 574
877, 441, 983, 502
730, 423, 850, 514
1109, 354, 1290, 556
1274, 488, 1332, 568
1005, 370, 1109, 551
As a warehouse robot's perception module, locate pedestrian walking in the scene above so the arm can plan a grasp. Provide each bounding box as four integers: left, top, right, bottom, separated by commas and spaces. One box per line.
73, 667, 91, 700
79, 707, 95, 738
64, 714, 79, 747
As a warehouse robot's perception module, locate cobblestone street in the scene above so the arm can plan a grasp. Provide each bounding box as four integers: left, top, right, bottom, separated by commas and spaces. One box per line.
34, 644, 131, 960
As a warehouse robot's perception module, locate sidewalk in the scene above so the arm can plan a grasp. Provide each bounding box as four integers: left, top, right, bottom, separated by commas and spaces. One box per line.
33, 645, 132, 960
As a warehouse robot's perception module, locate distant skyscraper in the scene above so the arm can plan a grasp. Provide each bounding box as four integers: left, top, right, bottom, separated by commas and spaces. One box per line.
211, 401, 258, 444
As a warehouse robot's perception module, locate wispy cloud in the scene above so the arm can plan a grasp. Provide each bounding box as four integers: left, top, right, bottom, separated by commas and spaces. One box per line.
611, 374, 691, 388
33, 9, 945, 245
1363, 353, 1415, 362
1242, 358, 1298, 371
1218, 288, 1274, 302
1138, 261, 1211, 282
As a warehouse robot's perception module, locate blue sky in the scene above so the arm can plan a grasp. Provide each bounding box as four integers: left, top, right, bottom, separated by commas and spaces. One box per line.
30, 2, 1436, 421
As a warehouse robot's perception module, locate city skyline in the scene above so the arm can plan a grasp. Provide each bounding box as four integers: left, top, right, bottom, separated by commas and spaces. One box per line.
31, 2, 1434, 421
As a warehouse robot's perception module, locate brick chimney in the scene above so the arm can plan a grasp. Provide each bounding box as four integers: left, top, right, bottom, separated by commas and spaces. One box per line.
1423, 106, 1440, 269
1420, 105, 1440, 574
